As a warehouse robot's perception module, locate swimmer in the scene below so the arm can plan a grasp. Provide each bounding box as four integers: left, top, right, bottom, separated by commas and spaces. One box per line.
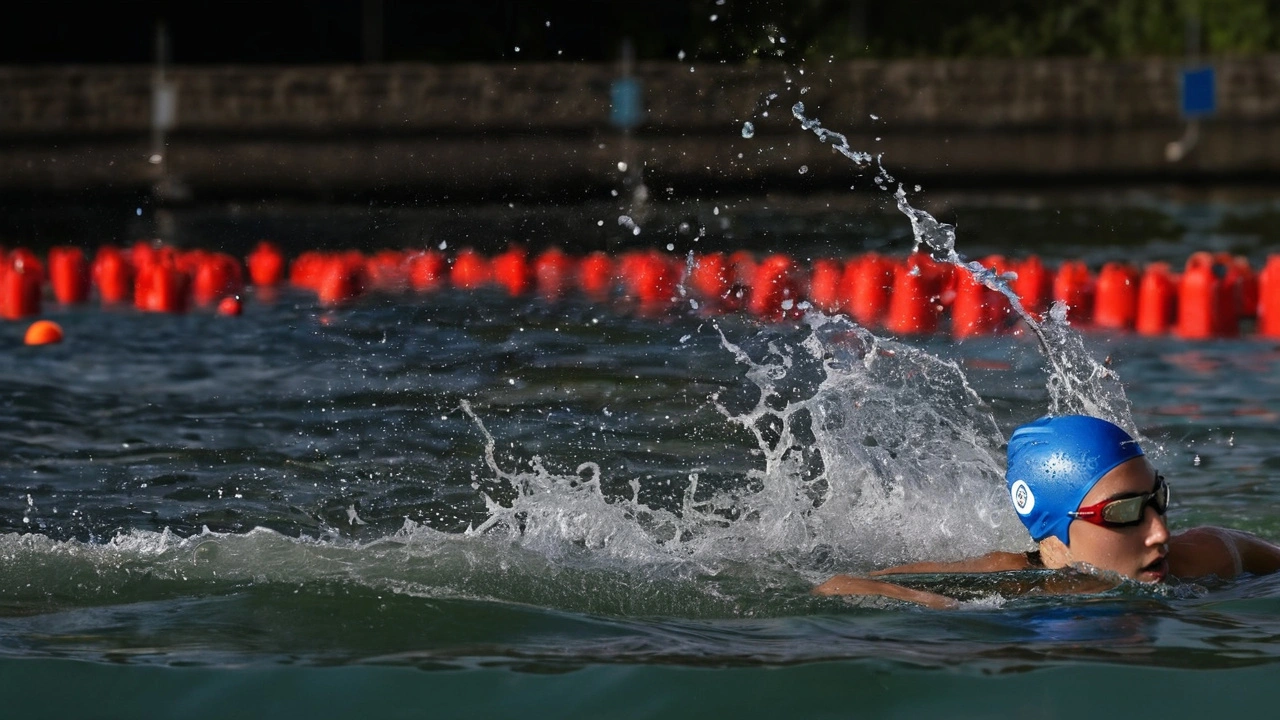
814, 415, 1280, 609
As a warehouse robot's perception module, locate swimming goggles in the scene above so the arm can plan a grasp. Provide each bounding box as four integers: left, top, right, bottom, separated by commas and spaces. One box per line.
1069, 475, 1169, 527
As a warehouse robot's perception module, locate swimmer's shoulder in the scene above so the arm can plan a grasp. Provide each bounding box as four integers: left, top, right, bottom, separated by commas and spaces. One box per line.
869, 551, 1035, 577
1170, 526, 1280, 580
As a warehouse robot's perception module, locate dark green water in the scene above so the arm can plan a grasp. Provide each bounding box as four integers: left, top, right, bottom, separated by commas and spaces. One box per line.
4, 190, 1280, 717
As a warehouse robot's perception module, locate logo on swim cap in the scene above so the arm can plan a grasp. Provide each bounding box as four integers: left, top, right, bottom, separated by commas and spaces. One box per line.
1010, 479, 1035, 515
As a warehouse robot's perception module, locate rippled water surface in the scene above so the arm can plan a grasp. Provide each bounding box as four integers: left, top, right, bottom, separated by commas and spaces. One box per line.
4, 191, 1280, 717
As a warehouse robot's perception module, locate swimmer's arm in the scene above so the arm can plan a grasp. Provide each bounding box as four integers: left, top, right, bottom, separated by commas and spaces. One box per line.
812, 575, 960, 610
1170, 527, 1280, 579
867, 551, 1033, 577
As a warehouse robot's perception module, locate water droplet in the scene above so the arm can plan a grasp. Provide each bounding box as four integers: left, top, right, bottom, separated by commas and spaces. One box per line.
870, 113, 880, 120
798, 165, 809, 174
710, 14, 718, 21
617, 161, 628, 172
678, 50, 686, 60
741, 122, 755, 139
135, 207, 142, 216
514, 46, 521, 52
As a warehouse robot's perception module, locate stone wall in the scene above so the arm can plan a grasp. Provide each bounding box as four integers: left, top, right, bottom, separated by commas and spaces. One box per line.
1, 58, 1278, 197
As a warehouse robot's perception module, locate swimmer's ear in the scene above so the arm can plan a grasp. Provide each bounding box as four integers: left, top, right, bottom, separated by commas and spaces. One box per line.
1037, 536, 1071, 570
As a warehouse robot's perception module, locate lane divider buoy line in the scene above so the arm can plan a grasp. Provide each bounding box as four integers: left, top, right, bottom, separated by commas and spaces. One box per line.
3, 240, 1278, 340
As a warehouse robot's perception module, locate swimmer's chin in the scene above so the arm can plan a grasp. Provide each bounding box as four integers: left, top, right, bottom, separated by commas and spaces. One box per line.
1067, 560, 1168, 585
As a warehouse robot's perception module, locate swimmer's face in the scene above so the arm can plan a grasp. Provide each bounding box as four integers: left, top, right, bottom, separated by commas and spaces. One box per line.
1064, 456, 1171, 583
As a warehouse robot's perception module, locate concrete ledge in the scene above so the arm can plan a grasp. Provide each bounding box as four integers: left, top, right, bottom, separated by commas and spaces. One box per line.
2, 58, 1278, 197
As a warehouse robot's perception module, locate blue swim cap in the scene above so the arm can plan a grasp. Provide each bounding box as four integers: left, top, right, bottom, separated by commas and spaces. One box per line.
1006, 415, 1144, 546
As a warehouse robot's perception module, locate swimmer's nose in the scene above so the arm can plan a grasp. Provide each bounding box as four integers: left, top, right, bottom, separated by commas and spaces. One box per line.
1145, 504, 1170, 547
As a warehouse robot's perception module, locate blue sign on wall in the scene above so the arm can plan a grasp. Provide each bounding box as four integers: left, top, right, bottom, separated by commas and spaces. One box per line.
1181, 66, 1216, 118
610, 77, 643, 130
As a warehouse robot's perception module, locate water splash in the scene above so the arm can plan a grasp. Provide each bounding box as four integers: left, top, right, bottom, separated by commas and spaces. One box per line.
792, 101, 1136, 435
458, 313, 1027, 581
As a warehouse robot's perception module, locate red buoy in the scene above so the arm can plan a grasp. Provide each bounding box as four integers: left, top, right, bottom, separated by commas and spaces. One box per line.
747, 253, 801, 319
490, 247, 531, 297
365, 250, 410, 292
689, 252, 732, 306
450, 249, 491, 290
1258, 255, 1280, 338
533, 248, 575, 298
408, 250, 447, 292
1135, 262, 1177, 336
807, 259, 843, 314
247, 241, 285, 287
843, 254, 893, 329
884, 254, 941, 336
629, 252, 677, 307
1176, 252, 1220, 339
1093, 261, 1140, 330
951, 270, 995, 338
48, 247, 90, 305
92, 246, 134, 304
1052, 260, 1094, 325
1011, 255, 1052, 318
192, 253, 244, 306
135, 257, 190, 313
316, 255, 365, 307
1227, 256, 1258, 320
1, 256, 42, 320
577, 251, 613, 300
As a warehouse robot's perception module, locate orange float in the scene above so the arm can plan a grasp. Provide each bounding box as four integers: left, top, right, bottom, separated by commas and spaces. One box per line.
24, 320, 63, 345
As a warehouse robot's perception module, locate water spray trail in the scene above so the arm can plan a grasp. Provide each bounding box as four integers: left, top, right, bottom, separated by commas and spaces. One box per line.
791, 102, 1133, 426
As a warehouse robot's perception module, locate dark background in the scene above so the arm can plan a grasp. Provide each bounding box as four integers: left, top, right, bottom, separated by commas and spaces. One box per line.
6, 1, 1279, 65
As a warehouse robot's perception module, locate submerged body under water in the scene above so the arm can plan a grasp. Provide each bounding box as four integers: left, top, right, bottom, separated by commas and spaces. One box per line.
4, 193, 1280, 716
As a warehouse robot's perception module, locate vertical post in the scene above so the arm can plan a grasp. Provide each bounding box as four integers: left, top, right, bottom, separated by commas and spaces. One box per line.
1166, 3, 1213, 162
611, 39, 646, 209
150, 21, 174, 169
